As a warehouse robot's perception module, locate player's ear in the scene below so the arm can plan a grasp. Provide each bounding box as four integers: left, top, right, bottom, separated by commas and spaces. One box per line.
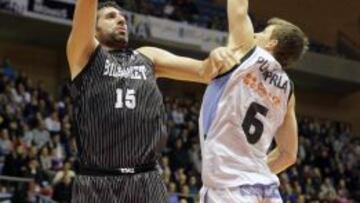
265, 39, 278, 51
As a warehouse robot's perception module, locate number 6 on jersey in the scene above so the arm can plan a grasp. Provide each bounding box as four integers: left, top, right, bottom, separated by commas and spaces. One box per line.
242, 102, 269, 144
115, 88, 136, 109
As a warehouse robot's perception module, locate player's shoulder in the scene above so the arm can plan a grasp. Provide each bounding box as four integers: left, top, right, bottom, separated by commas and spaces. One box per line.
254, 47, 292, 89
135, 46, 160, 64
255, 47, 289, 74
132, 47, 155, 67
255, 47, 280, 65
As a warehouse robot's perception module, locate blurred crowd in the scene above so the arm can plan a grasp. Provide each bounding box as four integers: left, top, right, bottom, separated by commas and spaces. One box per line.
162, 97, 202, 203
279, 118, 360, 202
122, 0, 227, 31
0, 59, 76, 203
0, 60, 359, 203
119, 0, 355, 60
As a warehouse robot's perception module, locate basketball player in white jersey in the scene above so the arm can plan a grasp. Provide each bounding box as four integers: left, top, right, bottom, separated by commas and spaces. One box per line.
199, 0, 309, 202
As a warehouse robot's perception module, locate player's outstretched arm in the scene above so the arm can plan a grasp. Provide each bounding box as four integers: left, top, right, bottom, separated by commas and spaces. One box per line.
137, 47, 223, 83
267, 94, 298, 174
67, 0, 99, 80
227, 0, 255, 51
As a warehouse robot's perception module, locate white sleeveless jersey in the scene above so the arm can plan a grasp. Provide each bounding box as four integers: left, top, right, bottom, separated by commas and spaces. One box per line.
199, 47, 293, 188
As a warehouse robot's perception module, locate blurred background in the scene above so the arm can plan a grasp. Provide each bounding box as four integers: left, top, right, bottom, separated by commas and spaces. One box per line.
0, 0, 359, 202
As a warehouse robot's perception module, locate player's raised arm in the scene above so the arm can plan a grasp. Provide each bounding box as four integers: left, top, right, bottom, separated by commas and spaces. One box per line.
137, 47, 225, 84
267, 94, 298, 174
227, 0, 255, 50
67, 0, 99, 79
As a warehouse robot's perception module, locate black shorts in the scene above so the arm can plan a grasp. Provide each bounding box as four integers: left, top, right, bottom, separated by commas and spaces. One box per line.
71, 171, 168, 203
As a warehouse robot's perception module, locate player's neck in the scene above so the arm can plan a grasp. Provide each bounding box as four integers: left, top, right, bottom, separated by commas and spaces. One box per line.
102, 44, 128, 52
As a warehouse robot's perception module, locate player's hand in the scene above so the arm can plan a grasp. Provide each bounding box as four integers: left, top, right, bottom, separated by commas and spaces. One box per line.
201, 47, 238, 82
209, 47, 238, 75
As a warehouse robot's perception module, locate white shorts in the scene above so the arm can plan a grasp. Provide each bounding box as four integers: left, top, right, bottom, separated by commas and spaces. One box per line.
200, 183, 283, 203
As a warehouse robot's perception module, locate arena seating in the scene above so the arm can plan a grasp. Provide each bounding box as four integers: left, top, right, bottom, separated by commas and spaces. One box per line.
122, 0, 357, 60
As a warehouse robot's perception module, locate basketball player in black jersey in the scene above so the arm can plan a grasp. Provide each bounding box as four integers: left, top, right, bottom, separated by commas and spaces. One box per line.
66, 1, 228, 202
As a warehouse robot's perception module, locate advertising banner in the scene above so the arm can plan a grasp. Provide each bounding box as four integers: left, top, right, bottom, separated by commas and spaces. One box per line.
0, 0, 227, 51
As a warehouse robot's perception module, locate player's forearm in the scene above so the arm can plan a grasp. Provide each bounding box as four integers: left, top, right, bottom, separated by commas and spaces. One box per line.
138, 47, 211, 83
69, 0, 97, 46
67, 0, 98, 73
267, 147, 296, 174
170, 59, 210, 83
228, 0, 249, 27
159, 56, 210, 83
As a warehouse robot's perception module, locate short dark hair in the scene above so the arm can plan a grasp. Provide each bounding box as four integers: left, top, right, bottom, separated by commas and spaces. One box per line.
97, 1, 124, 23
268, 18, 309, 68
98, 1, 123, 12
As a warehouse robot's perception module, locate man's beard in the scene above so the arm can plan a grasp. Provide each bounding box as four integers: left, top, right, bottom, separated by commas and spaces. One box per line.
106, 32, 128, 48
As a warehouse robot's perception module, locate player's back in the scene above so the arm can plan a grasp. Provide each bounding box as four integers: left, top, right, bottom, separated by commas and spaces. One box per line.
200, 47, 293, 188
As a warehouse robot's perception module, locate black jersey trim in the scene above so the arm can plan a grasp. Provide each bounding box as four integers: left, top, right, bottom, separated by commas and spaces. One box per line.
108, 48, 130, 54
288, 80, 294, 102
77, 162, 157, 176
214, 46, 257, 80
136, 50, 155, 69
70, 45, 102, 84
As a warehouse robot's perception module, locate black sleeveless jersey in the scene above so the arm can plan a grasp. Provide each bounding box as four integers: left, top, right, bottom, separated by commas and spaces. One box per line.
69, 46, 167, 169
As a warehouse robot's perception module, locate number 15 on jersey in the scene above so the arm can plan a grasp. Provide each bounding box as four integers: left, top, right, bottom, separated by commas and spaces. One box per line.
115, 88, 136, 109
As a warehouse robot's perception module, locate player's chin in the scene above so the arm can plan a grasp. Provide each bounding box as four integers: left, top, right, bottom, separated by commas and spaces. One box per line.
112, 35, 128, 45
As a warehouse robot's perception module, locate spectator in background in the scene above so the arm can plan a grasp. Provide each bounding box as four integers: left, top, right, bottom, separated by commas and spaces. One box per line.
188, 176, 198, 196
304, 178, 316, 200
44, 111, 61, 134
52, 161, 75, 185
52, 176, 73, 203
169, 139, 190, 170
38, 99, 49, 117
336, 179, 351, 202
163, 1, 175, 19
23, 159, 48, 187
48, 134, 65, 162
168, 182, 180, 203
32, 120, 50, 149
319, 178, 337, 200
2, 145, 27, 177
0, 58, 16, 80
22, 124, 34, 147
179, 198, 189, 203
50, 147, 64, 171
160, 156, 172, 177
23, 97, 40, 121
171, 104, 185, 127
179, 185, 192, 203
0, 129, 12, 156
188, 143, 201, 173
27, 146, 38, 162
281, 183, 297, 203
38, 146, 52, 171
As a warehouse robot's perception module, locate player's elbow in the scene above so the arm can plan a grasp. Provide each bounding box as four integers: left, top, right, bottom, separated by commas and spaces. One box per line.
278, 147, 297, 169
198, 60, 212, 83
288, 153, 297, 166
199, 70, 211, 83
283, 151, 297, 167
